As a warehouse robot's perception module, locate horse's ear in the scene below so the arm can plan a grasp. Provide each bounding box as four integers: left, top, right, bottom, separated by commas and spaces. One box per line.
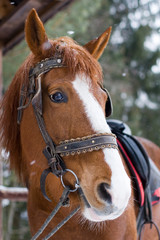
25, 9, 50, 56
83, 27, 112, 60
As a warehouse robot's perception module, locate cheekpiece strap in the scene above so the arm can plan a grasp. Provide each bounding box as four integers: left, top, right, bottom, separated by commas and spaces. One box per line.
55, 133, 118, 157
17, 84, 27, 124
17, 56, 64, 124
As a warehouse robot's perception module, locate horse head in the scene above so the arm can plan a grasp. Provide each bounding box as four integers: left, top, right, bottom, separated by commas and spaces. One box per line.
1, 9, 131, 228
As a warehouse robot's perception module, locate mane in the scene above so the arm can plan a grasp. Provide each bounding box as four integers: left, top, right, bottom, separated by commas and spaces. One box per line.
0, 36, 103, 181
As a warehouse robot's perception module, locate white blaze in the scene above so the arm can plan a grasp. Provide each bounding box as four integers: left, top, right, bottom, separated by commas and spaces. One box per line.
72, 74, 131, 221
72, 74, 111, 133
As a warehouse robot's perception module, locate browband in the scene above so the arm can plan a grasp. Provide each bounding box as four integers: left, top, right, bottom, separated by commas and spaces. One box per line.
29, 56, 65, 78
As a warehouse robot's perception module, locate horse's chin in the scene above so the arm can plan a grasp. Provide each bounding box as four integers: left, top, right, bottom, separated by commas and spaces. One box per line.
83, 205, 126, 222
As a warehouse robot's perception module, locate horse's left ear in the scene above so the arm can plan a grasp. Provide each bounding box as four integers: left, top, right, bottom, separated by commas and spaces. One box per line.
25, 9, 50, 56
83, 27, 112, 60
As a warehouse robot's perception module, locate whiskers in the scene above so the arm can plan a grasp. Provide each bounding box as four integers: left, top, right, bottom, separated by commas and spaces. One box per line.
76, 211, 107, 234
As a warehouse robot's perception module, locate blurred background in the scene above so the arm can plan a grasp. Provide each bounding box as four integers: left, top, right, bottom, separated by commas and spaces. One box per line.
0, 0, 160, 239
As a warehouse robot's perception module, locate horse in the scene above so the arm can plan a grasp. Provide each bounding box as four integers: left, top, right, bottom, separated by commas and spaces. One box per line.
1, 9, 160, 240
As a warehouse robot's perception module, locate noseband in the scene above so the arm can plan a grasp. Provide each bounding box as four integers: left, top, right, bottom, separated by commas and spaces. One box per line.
17, 55, 118, 239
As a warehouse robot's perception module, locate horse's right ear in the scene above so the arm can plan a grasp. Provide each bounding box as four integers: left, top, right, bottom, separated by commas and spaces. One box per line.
25, 9, 51, 56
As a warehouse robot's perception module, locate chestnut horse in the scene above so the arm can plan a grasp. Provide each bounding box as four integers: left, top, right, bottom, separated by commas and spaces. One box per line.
1, 9, 160, 240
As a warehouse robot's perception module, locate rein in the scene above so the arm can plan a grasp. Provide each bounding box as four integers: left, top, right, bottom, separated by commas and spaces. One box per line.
31, 187, 80, 240
17, 55, 118, 238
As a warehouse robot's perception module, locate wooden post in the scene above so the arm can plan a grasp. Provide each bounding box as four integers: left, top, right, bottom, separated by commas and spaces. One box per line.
0, 45, 3, 240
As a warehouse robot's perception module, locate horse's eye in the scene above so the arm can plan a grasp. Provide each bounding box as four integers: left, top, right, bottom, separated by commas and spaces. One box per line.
49, 92, 67, 103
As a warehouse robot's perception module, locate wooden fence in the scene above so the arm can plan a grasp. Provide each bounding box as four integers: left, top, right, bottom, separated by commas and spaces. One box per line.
0, 185, 28, 240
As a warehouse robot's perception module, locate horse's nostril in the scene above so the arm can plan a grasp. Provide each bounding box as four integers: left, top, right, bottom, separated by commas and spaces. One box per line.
98, 183, 112, 203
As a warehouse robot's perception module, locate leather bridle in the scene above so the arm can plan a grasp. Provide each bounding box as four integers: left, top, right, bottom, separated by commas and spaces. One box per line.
17, 55, 118, 238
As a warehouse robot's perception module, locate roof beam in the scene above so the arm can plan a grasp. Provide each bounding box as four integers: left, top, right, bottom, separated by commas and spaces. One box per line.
0, 0, 74, 54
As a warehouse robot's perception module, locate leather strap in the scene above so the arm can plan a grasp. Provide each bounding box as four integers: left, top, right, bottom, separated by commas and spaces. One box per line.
40, 167, 52, 201
56, 134, 118, 157
17, 56, 64, 125
29, 56, 64, 78
17, 84, 27, 124
32, 89, 66, 177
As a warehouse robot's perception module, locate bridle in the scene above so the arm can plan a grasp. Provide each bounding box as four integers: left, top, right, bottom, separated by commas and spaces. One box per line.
17, 54, 118, 239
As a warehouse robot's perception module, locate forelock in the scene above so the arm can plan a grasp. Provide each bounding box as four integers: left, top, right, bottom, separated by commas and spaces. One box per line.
48, 36, 103, 81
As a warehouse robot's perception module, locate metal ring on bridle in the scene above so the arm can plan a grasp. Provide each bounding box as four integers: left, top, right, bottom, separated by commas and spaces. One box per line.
60, 169, 79, 192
